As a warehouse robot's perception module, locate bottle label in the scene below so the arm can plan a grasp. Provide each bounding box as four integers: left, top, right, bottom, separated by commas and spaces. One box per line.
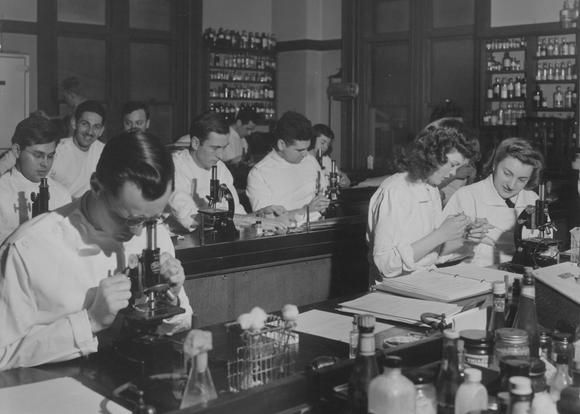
493, 296, 506, 312
521, 286, 535, 300
359, 334, 375, 355
464, 352, 490, 368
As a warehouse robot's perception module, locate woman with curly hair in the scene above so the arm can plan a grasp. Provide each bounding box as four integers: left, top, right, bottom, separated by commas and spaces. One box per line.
443, 137, 545, 267
366, 119, 481, 279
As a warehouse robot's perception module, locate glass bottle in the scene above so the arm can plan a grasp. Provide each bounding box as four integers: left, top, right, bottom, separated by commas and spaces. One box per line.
436, 329, 462, 414
348, 314, 379, 414
367, 355, 416, 414
530, 358, 559, 414
533, 87, 543, 111
507, 376, 533, 414
349, 315, 359, 359
488, 281, 506, 337
554, 85, 565, 108
513, 269, 539, 357
454, 368, 488, 414
557, 363, 580, 414
409, 370, 437, 414
498, 358, 530, 394
550, 352, 573, 402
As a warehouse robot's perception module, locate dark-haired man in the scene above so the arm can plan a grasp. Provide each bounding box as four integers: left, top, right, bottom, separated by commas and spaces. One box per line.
168, 111, 287, 231
0, 130, 192, 370
122, 101, 150, 132
246, 111, 330, 224
50, 100, 107, 198
0, 115, 71, 243
222, 107, 258, 165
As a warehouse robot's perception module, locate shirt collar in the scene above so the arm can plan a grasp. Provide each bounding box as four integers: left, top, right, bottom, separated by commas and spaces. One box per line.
482, 175, 520, 206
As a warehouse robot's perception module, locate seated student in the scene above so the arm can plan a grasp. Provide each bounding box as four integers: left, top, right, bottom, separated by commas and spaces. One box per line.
49, 100, 106, 198
168, 111, 286, 230
367, 121, 481, 279
443, 137, 545, 267
222, 107, 258, 165
309, 123, 351, 188
122, 101, 150, 132
246, 111, 330, 224
0, 115, 72, 243
0, 130, 192, 370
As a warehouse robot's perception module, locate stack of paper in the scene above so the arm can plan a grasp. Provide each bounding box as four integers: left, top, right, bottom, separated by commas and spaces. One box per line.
375, 264, 519, 302
337, 292, 463, 325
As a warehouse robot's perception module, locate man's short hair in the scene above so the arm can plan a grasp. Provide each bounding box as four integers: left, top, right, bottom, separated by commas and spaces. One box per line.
95, 130, 174, 200
235, 107, 259, 125
272, 111, 313, 145
121, 101, 150, 120
189, 111, 229, 144
75, 100, 107, 124
12, 114, 62, 149
312, 124, 334, 140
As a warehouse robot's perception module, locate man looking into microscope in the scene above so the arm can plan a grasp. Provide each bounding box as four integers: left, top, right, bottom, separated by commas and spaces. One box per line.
0, 130, 192, 370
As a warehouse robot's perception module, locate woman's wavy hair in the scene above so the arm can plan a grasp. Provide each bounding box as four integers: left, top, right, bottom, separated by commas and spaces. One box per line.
482, 137, 544, 189
399, 118, 480, 182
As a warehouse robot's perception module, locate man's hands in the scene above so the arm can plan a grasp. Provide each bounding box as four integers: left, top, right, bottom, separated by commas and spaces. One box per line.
307, 194, 330, 213
160, 252, 185, 299
87, 274, 131, 333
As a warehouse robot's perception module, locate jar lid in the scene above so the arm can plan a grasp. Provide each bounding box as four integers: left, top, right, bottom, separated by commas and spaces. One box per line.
461, 329, 491, 344
495, 328, 528, 344
407, 369, 435, 385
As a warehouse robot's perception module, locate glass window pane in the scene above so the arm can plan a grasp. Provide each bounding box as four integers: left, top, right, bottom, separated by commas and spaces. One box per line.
372, 106, 410, 170
433, 0, 474, 28
430, 38, 475, 125
129, 43, 171, 102
148, 104, 173, 144
374, 0, 409, 33
372, 42, 410, 106
2, 0, 37, 22
129, 0, 171, 31
57, 37, 106, 103
57, 0, 106, 25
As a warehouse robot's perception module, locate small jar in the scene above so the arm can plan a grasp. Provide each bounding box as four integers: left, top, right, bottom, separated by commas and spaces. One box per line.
551, 331, 573, 364
408, 370, 437, 414
495, 328, 529, 362
461, 329, 493, 369
539, 330, 552, 361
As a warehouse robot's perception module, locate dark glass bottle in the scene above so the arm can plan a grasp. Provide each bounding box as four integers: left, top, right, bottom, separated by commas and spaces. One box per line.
513, 269, 540, 357
436, 329, 462, 414
487, 281, 506, 336
505, 278, 520, 328
557, 363, 580, 414
347, 314, 379, 414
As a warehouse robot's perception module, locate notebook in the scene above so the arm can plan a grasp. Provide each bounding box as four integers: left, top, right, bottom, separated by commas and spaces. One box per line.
374, 263, 520, 303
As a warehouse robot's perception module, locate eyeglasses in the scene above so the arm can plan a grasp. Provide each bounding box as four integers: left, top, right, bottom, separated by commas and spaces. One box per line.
104, 191, 162, 228
23, 150, 56, 162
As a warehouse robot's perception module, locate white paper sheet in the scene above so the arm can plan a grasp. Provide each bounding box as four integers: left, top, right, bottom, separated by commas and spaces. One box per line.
338, 292, 463, 324
0, 377, 130, 414
295, 309, 393, 343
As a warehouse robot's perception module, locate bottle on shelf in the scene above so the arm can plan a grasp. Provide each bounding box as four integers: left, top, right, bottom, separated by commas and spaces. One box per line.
348, 314, 379, 414
503, 52, 512, 71
513, 268, 540, 357
555, 85, 565, 109
367, 355, 416, 414
436, 329, 462, 414
533, 86, 544, 111
454, 368, 488, 414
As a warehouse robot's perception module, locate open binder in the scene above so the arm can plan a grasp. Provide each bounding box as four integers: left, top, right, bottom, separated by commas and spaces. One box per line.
375, 263, 520, 303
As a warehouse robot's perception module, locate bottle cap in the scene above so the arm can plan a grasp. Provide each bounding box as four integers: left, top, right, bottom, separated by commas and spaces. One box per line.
495, 328, 528, 344
443, 329, 460, 340
464, 367, 482, 382
493, 281, 506, 295
509, 376, 532, 395
383, 355, 403, 369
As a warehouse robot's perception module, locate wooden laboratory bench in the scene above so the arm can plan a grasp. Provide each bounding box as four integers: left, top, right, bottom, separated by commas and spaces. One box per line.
174, 211, 372, 328
0, 299, 443, 414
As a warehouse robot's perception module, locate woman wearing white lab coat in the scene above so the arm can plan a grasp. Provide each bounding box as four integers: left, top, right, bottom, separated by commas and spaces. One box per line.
443, 137, 544, 267
366, 120, 481, 279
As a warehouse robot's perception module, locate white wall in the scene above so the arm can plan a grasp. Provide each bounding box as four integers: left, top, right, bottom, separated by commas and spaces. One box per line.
491, 0, 562, 27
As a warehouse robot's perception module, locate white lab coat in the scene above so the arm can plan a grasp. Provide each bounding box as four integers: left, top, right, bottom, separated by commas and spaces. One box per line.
0, 168, 72, 243
246, 151, 327, 218
0, 195, 192, 370
221, 127, 248, 163
49, 137, 105, 198
443, 175, 539, 267
170, 149, 245, 215
366, 172, 444, 278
